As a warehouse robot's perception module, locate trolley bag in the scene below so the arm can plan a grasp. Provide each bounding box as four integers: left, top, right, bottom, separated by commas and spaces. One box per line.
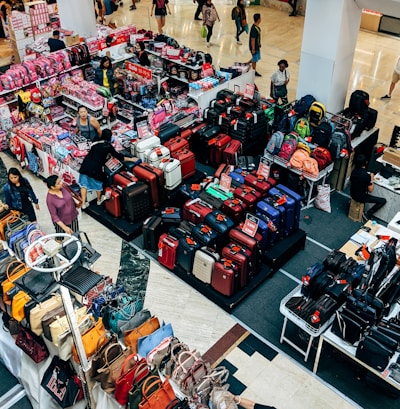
158, 158, 182, 190
143, 215, 164, 252
222, 198, 247, 224
192, 247, 220, 284
191, 224, 218, 249
275, 184, 301, 230
205, 183, 234, 201
171, 149, 196, 179
182, 198, 213, 224
122, 181, 153, 222
193, 125, 221, 163
233, 186, 259, 213
244, 174, 272, 198
113, 171, 138, 188
211, 259, 240, 297
349, 90, 370, 116
208, 134, 232, 166
263, 196, 288, 237
237, 156, 257, 172
158, 233, 179, 270
204, 210, 235, 251
198, 189, 224, 210
158, 122, 181, 144
164, 137, 189, 154
268, 187, 297, 236
160, 207, 182, 226
256, 200, 282, 238
228, 169, 246, 186
179, 183, 202, 203
180, 128, 193, 140
176, 236, 200, 272
104, 157, 124, 186
223, 140, 242, 166
255, 212, 279, 248
136, 136, 161, 161
222, 243, 253, 288
145, 145, 171, 167
240, 215, 269, 252
132, 163, 164, 208
104, 185, 122, 218
214, 164, 235, 179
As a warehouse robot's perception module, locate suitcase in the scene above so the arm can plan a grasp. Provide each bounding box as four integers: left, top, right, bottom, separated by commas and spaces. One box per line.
113, 171, 138, 188
228, 170, 246, 186
122, 181, 153, 222
158, 122, 181, 144
182, 198, 213, 224
104, 157, 124, 186
158, 233, 179, 270
209, 134, 232, 166
176, 236, 200, 272
365, 107, 378, 130
237, 156, 257, 172
204, 210, 235, 251
192, 247, 220, 284
240, 215, 269, 252
169, 220, 196, 239
160, 206, 181, 225
211, 259, 240, 297
143, 215, 164, 252
193, 125, 221, 163
132, 162, 164, 208
191, 224, 218, 249
130, 135, 152, 156
255, 212, 279, 248
269, 187, 297, 235
104, 185, 122, 217
172, 149, 196, 180
221, 243, 252, 288
244, 174, 272, 198
136, 136, 161, 161
158, 158, 182, 190
222, 198, 247, 224
263, 196, 290, 237
205, 183, 234, 201
164, 137, 189, 154
180, 128, 193, 140
179, 183, 202, 203
223, 140, 242, 166
256, 200, 282, 238
214, 164, 234, 179
233, 186, 258, 213
145, 145, 171, 167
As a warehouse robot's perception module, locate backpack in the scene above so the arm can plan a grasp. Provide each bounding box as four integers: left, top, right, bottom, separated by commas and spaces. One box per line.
312, 121, 333, 148
266, 131, 284, 155
278, 135, 298, 161
311, 147, 332, 170
308, 101, 326, 127
289, 148, 310, 169
231, 6, 239, 20
302, 157, 319, 176
328, 130, 347, 160
293, 94, 316, 117
294, 117, 311, 139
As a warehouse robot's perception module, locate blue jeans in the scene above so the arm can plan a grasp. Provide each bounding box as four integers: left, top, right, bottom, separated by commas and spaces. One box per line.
235, 17, 244, 41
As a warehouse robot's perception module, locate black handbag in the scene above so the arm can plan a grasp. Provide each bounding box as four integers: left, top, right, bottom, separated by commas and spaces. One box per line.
14, 268, 58, 302
61, 265, 103, 295
331, 309, 365, 345
369, 326, 399, 351
356, 335, 394, 371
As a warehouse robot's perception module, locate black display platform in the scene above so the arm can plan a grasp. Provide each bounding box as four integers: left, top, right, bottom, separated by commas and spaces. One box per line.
263, 229, 307, 272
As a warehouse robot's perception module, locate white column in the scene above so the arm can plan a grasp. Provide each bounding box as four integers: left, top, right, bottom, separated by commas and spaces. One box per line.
57, 0, 97, 38
296, 0, 362, 113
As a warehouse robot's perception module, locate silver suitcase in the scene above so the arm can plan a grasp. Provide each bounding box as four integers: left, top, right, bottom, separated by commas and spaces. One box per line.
136, 136, 161, 160
158, 158, 182, 190
192, 247, 220, 284
145, 145, 171, 167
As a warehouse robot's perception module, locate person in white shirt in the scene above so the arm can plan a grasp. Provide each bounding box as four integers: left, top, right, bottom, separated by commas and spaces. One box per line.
270, 59, 290, 105
381, 56, 400, 99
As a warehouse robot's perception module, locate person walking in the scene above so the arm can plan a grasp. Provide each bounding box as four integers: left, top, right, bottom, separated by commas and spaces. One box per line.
381, 56, 400, 100
202, 0, 220, 48
94, 56, 116, 95
288, 0, 298, 16
4, 167, 40, 222
249, 13, 262, 77
130, 0, 136, 11
46, 175, 79, 235
193, 0, 205, 20
151, 0, 171, 35
270, 59, 290, 104
233, 0, 247, 45
101, 0, 117, 29
75, 106, 102, 141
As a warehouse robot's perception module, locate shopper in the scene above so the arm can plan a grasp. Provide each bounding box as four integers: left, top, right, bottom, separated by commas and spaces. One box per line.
94, 55, 116, 95
75, 106, 102, 141
95, 0, 104, 23
227, 393, 277, 409
130, 0, 136, 11
381, 56, 400, 100
78, 129, 137, 209
233, 0, 247, 45
150, 0, 171, 35
288, 0, 298, 16
48, 30, 66, 52
136, 41, 151, 66
0, 1, 12, 39
101, 0, 117, 29
270, 59, 290, 105
202, 0, 220, 48
193, 0, 205, 20
46, 175, 79, 235
350, 154, 386, 220
249, 13, 262, 77
4, 167, 40, 222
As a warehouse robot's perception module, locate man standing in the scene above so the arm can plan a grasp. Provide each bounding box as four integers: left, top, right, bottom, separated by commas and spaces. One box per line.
249, 13, 262, 77
381, 56, 400, 100
288, 0, 298, 16
193, 0, 205, 20
48, 30, 66, 52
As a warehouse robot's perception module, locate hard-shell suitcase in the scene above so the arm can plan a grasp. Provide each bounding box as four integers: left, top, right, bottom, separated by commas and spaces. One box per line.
158, 122, 181, 144
179, 183, 202, 203
158, 158, 182, 190
136, 136, 161, 161
143, 215, 164, 252
228, 170, 246, 186
275, 184, 301, 230
192, 247, 220, 284
113, 171, 138, 188
255, 212, 279, 248
145, 145, 171, 167
269, 187, 297, 235
263, 196, 289, 237
182, 198, 213, 224
130, 135, 152, 156
211, 259, 240, 297
204, 210, 235, 250
205, 183, 233, 201
193, 125, 221, 163
244, 174, 271, 198
160, 206, 182, 225
122, 181, 153, 222
191, 224, 218, 249
164, 137, 189, 154
240, 215, 269, 252
233, 186, 258, 213
237, 156, 257, 172
180, 128, 193, 140
256, 200, 282, 238
158, 233, 179, 270
223, 140, 242, 166
104, 185, 122, 217
209, 134, 232, 166
214, 164, 234, 179
176, 236, 200, 272
172, 149, 196, 180
222, 198, 247, 224
132, 162, 164, 208
221, 243, 252, 288
169, 220, 196, 239
104, 158, 124, 186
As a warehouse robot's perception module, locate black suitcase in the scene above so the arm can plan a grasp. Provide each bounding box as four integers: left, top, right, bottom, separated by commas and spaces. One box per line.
365, 107, 378, 130
176, 236, 201, 272
122, 181, 153, 222
195, 125, 222, 163
349, 90, 370, 115
143, 215, 164, 252
158, 123, 181, 144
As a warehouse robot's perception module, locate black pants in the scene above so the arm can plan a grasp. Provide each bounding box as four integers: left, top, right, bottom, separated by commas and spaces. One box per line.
288, 0, 298, 13
206, 24, 213, 42
363, 195, 386, 218
194, 0, 205, 19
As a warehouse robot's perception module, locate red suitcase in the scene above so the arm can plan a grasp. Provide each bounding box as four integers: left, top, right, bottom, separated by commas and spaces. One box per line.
180, 128, 193, 140
244, 174, 272, 198
211, 259, 240, 297
113, 171, 138, 188
214, 164, 234, 179
172, 149, 196, 180
158, 233, 179, 270
208, 134, 232, 166
132, 162, 164, 208
182, 198, 213, 224
222, 243, 253, 288
104, 185, 122, 217
164, 137, 189, 155
223, 140, 242, 166
233, 186, 259, 213
222, 198, 247, 224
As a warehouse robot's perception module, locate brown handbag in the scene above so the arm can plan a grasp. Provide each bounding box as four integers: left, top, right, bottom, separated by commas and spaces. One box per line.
124, 316, 160, 353
11, 290, 31, 322
89, 333, 119, 379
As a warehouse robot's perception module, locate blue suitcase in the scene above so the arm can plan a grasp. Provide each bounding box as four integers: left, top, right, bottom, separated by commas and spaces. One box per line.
256, 200, 282, 239
191, 224, 218, 249
228, 170, 245, 187
252, 214, 269, 252
275, 184, 302, 231
176, 236, 201, 273
268, 187, 297, 236
255, 212, 279, 248
204, 210, 235, 251
263, 196, 289, 237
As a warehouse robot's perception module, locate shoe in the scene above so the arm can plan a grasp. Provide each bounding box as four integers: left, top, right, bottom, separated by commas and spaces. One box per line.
381, 94, 391, 99
255, 71, 262, 77
97, 195, 105, 206
237, 41, 242, 45
194, 17, 202, 20
82, 202, 89, 210
289, 11, 297, 16
206, 42, 210, 48
129, 5, 136, 10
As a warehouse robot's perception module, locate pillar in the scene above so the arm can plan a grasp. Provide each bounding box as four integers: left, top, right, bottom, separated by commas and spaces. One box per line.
57, 0, 97, 38
296, 0, 362, 113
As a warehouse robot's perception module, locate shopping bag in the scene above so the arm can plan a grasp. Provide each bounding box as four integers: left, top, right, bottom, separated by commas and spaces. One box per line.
314, 184, 331, 213
201, 25, 207, 39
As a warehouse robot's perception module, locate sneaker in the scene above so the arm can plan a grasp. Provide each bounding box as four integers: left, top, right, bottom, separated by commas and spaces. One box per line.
129, 5, 137, 10
237, 41, 242, 45
381, 94, 391, 99
82, 202, 89, 210
97, 195, 105, 206
255, 71, 262, 77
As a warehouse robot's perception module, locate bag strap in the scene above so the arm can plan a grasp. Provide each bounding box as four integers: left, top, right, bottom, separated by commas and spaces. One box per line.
141, 375, 162, 399
6, 261, 27, 280
120, 353, 139, 375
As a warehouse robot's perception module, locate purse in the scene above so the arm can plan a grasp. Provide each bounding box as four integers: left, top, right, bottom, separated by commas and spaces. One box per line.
274, 84, 287, 98
11, 290, 31, 322
138, 376, 176, 409
192, 366, 229, 404
179, 358, 211, 397
14, 268, 57, 302
147, 336, 179, 370
124, 316, 160, 353
29, 293, 63, 336
172, 349, 202, 385
89, 333, 119, 379
120, 308, 151, 333
41, 303, 68, 341
15, 325, 49, 363
2, 261, 30, 305
128, 373, 160, 409
137, 322, 174, 359
210, 385, 237, 409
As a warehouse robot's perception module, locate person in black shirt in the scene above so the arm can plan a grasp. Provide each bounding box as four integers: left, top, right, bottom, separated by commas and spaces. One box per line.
350, 154, 386, 220
48, 30, 66, 52
136, 42, 151, 66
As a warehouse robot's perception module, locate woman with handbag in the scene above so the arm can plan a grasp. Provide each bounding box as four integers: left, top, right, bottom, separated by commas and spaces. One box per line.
270, 59, 290, 105
4, 167, 40, 222
202, 0, 220, 48
233, 0, 247, 45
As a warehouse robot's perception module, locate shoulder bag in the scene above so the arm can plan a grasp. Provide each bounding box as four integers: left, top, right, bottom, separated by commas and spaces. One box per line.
2, 261, 30, 305
210, 385, 237, 409
15, 324, 49, 363
124, 316, 160, 353
29, 293, 63, 336
89, 332, 119, 378
138, 376, 176, 409
137, 322, 174, 359
11, 290, 31, 322
273, 70, 287, 98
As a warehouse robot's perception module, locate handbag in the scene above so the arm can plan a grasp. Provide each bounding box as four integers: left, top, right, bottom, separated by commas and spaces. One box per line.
2, 261, 30, 305
29, 293, 63, 336
274, 84, 287, 98
11, 290, 31, 322
137, 322, 174, 359
179, 358, 211, 397
210, 385, 237, 409
41, 303, 68, 341
89, 333, 119, 378
139, 376, 176, 409
128, 373, 159, 409
201, 25, 207, 39
14, 268, 57, 302
120, 308, 151, 333
192, 366, 229, 404
41, 356, 83, 408
124, 316, 160, 353
15, 325, 49, 363
172, 349, 202, 384
159, 342, 190, 377
147, 336, 179, 370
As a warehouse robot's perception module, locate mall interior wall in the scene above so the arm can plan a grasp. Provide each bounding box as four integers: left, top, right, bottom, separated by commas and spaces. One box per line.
57, 0, 97, 38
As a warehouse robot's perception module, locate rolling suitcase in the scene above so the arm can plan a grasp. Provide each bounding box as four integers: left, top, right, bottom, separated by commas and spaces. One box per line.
143, 216, 164, 252
233, 186, 258, 213
113, 171, 138, 188
104, 157, 124, 186
209, 134, 232, 166
132, 162, 164, 208
268, 187, 297, 235
160, 206, 182, 226
182, 198, 213, 224
158, 122, 181, 144
192, 247, 220, 284
240, 215, 269, 252
193, 124, 221, 163
215, 164, 234, 179
136, 136, 161, 161
221, 243, 252, 288
204, 210, 235, 251
256, 200, 282, 238
122, 181, 153, 222
104, 185, 122, 217
255, 212, 279, 248
223, 140, 242, 166
263, 196, 289, 237
158, 158, 182, 190
191, 224, 218, 249
172, 149, 196, 179
222, 198, 247, 224
145, 145, 171, 167
176, 236, 200, 272
164, 137, 189, 154
211, 259, 240, 297
158, 233, 179, 270
228, 169, 246, 186
244, 174, 272, 198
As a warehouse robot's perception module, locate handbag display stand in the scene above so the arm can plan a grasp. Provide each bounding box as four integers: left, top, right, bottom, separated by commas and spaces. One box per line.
24, 233, 94, 409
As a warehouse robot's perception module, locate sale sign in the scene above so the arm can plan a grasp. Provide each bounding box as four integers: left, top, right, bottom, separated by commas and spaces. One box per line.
125, 61, 153, 80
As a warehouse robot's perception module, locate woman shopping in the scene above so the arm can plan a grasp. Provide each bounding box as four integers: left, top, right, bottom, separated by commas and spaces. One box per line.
94, 55, 117, 95
233, 0, 247, 45
75, 106, 102, 141
150, 0, 171, 35
202, 0, 220, 48
270, 59, 290, 105
4, 167, 40, 222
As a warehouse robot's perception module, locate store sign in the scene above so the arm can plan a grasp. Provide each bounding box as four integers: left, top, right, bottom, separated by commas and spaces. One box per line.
257, 157, 270, 179
98, 34, 128, 51
244, 83, 255, 99
219, 173, 232, 193
125, 61, 152, 80
242, 213, 259, 238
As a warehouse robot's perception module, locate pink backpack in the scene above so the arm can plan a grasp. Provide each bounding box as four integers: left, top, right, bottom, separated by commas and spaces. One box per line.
289, 148, 310, 169
302, 157, 320, 177
278, 136, 297, 161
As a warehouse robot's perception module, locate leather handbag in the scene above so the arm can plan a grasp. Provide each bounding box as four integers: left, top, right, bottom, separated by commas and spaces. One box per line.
114, 355, 148, 405
192, 366, 229, 404
15, 324, 49, 363
147, 336, 180, 370
124, 316, 160, 353
120, 308, 151, 333
139, 376, 176, 409
11, 290, 31, 322
72, 317, 108, 363
159, 342, 190, 377
50, 306, 89, 345
210, 385, 237, 409
89, 333, 119, 378
179, 358, 211, 397
41, 303, 68, 341
29, 293, 63, 336
2, 261, 30, 305
14, 268, 57, 302
137, 322, 174, 359
172, 350, 202, 385
128, 373, 160, 409
355, 334, 394, 371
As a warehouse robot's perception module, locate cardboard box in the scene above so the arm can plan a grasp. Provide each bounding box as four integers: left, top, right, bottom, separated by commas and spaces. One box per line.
64, 34, 80, 47
360, 11, 382, 32
348, 199, 364, 222
383, 147, 400, 167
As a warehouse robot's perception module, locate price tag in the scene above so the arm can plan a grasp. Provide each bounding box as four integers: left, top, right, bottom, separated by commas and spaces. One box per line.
136, 121, 151, 139
242, 213, 259, 238
219, 173, 232, 193
257, 158, 270, 180
244, 83, 255, 99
